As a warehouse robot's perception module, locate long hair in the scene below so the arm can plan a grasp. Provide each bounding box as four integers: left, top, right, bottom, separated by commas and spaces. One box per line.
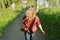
25, 6, 36, 19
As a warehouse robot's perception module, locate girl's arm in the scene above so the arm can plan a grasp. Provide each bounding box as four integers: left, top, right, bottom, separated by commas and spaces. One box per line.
38, 24, 45, 34
36, 16, 45, 34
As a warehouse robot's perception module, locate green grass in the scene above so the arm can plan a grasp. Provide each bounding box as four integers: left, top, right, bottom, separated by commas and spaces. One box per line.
0, 0, 36, 37
0, 3, 22, 37
37, 7, 60, 40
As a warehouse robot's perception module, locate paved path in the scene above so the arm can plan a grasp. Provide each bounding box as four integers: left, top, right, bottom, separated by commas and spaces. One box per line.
0, 13, 46, 40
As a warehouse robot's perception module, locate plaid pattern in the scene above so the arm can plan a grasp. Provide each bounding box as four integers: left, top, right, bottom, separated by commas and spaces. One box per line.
21, 16, 40, 33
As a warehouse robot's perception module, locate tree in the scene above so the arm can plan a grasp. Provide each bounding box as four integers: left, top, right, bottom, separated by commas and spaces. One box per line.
57, 0, 60, 5
47, 0, 56, 6
1, 0, 5, 8
7, 0, 10, 6
4, 0, 10, 8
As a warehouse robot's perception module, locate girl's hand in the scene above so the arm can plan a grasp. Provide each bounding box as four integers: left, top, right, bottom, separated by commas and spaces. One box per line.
38, 25, 45, 34
42, 31, 45, 34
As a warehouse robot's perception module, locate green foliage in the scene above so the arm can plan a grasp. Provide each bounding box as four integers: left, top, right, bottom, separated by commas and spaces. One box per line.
0, 0, 2, 3
4, 0, 7, 4
0, 0, 36, 37
0, 0, 2, 8
11, 0, 21, 3
0, 3, 22, 37
0, 0, 21, 8
47, 0, 56, 5
27, 0, 36, 7
37, 7, 60, 40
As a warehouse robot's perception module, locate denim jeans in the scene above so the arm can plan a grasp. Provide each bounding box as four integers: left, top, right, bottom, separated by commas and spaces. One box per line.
24, 32, 35, 40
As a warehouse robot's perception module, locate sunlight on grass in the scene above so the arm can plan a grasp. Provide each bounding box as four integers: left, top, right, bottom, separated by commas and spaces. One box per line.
38, 7, 60, 40
0, 3, 22, 37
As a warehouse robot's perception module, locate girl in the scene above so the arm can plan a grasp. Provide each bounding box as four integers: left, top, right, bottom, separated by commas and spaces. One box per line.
21, 6, 45, 40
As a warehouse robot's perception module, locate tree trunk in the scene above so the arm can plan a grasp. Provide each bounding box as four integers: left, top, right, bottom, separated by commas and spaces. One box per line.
7, 0, 10, 6
2, 0, 5, 8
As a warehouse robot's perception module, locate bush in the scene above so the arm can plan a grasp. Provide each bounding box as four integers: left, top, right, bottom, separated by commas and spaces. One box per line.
37, 7, 60, 40
0, 4, 22, 37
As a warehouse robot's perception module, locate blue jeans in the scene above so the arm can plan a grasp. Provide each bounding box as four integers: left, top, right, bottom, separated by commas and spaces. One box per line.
24, 32, 35, 40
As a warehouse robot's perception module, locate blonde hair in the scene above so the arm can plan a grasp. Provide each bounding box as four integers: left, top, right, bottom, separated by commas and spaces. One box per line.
25, 6, 36, 19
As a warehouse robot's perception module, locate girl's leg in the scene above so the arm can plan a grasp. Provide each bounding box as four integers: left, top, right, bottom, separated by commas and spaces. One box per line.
24, 32, 30, 40
30, 33, 32, 40
24, 32, 35, 40
30, 33, 35, 40
24, 32, 27, 40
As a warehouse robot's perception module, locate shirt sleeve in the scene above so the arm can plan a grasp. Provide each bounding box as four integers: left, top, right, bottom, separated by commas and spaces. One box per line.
22, 16, 29, 28
36, 16, 40, 26
22, 16, 26, 28
23, 15, 26, 22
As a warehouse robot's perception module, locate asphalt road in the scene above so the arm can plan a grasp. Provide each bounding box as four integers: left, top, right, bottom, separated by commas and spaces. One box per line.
0, 12, 46, 40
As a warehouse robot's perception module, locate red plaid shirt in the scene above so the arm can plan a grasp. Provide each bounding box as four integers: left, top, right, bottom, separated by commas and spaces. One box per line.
21, 15, 40, 33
